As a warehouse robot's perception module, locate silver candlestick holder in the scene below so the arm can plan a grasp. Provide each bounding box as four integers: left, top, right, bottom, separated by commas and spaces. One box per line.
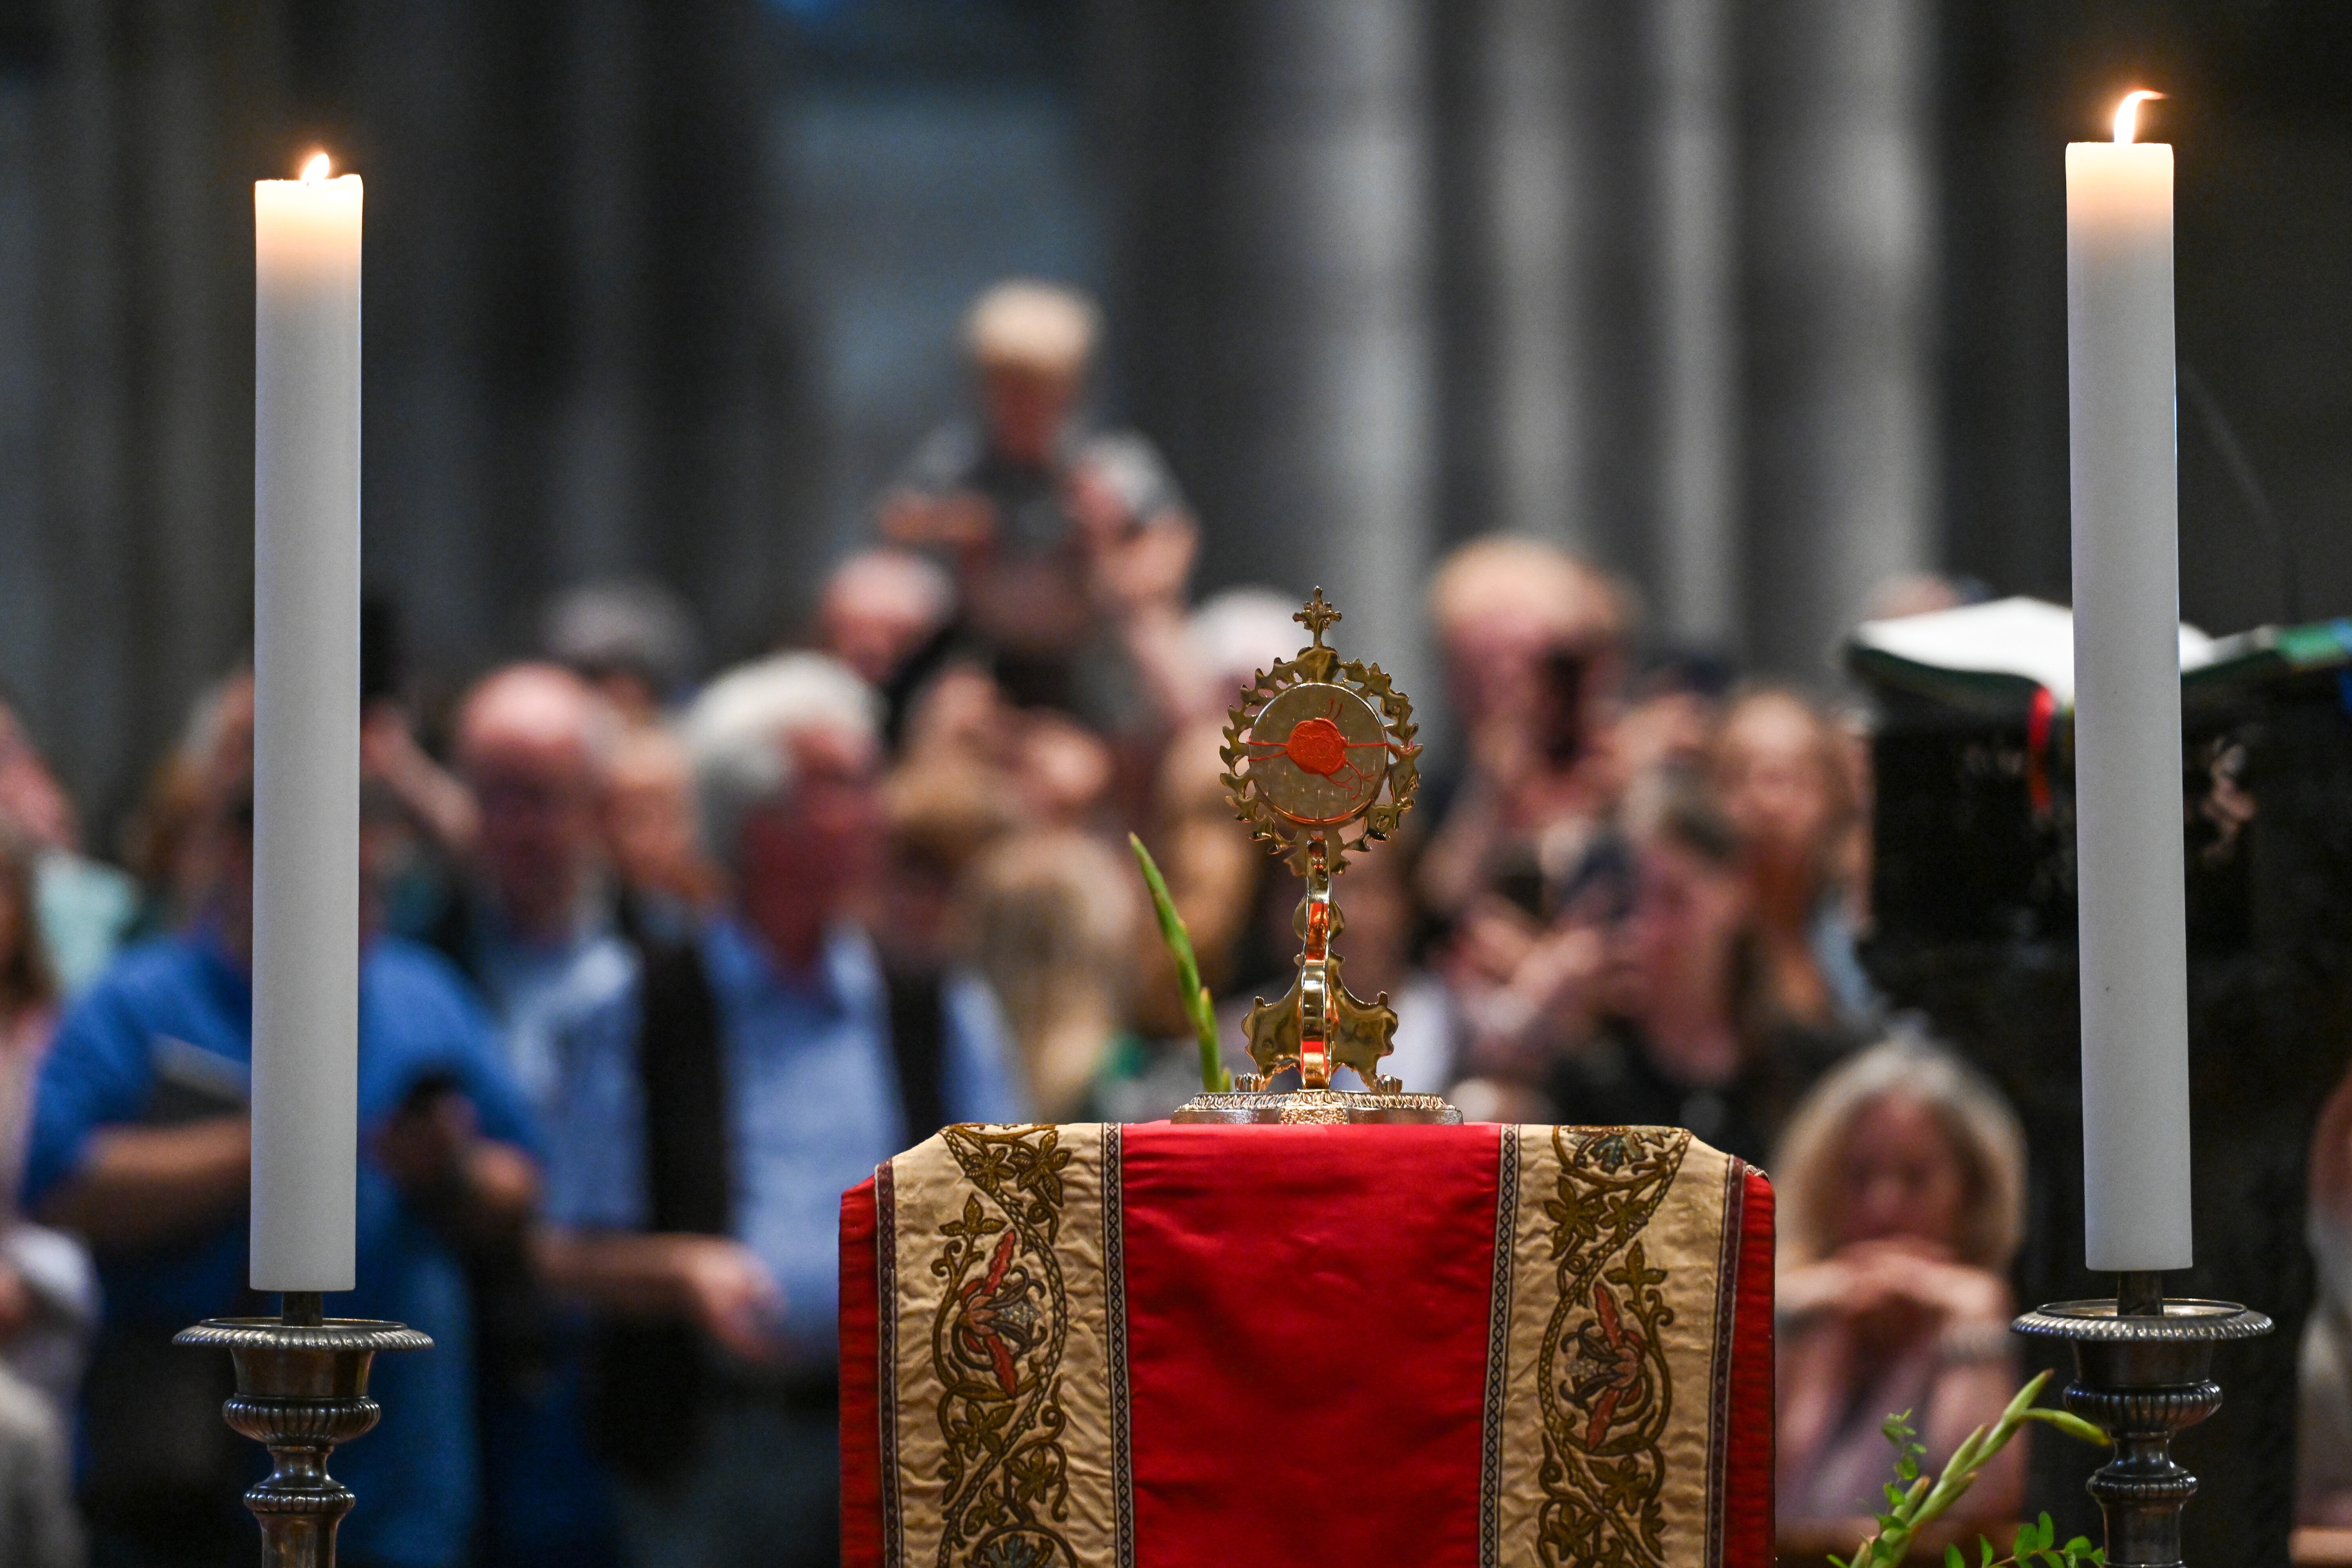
176, 1292, 430, 1568
2011, 1271, 2271, 1568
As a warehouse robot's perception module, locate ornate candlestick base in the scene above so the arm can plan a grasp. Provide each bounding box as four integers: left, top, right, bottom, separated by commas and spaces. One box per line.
176, 1296, 431, 1568
1171, 1085, 1461, 1124
2012, 1277, 2270, 1568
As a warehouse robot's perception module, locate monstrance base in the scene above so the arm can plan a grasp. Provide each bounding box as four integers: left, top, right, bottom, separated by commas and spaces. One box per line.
1170, 1086, 1462, 1125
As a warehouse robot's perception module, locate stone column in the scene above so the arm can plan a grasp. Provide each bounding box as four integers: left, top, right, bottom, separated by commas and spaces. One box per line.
1647, 0, 1740, 654
1220, 0, 1436, 692
549, 0, 649, 587
1434, 0, 1660, 580
342, 0, 499, 676
0, 74, 42, 725
25, 0, 133, 813
28, 0, 278, 824
1741, 0, 1936, 674
1457, 0, 1581, 553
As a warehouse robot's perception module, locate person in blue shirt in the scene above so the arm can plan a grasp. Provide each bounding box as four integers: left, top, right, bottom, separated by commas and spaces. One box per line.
423, 663, 633, 1568
539, 651, 1026, 1568
23, 675, 539, 1568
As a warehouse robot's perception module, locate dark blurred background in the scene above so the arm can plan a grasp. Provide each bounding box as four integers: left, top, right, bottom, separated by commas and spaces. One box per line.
0, 0, 2345, 842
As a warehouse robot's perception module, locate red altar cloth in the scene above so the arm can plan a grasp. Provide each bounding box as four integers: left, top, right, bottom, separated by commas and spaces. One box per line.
841, 1122, 1772, 1568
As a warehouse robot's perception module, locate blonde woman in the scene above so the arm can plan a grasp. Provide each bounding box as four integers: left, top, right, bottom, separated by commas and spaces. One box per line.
965, 830, 1141, 1122
1773, 1039, 2028, 1539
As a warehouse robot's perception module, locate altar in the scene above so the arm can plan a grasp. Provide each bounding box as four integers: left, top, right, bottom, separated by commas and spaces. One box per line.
839, 1121, 1775, 1567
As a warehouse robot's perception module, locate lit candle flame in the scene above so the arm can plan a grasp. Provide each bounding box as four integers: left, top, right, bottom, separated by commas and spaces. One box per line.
300, 152, 332, 185
2112, 91, 2164, 145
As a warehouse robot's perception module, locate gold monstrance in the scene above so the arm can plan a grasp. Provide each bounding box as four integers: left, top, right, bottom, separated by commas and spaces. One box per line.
1172, 590, 1461, 1125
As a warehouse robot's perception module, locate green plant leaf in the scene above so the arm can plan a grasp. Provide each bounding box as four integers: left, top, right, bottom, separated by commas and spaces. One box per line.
1129, 834, 1228, 1091
1841, 1377, 2071, 1568
2002, 1372, 2052, 1421
2021, 1407, 2110, 1447
1946, 1544, 1965, 1568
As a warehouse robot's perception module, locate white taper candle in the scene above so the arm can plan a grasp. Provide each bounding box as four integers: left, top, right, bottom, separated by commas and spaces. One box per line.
250, 155, 362, 1290
2067, 93, 2193, 1272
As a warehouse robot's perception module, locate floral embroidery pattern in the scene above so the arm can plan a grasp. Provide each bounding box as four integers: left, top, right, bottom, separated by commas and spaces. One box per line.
929, 1125, 1078, 1568
1535, 1127, 1689, 1568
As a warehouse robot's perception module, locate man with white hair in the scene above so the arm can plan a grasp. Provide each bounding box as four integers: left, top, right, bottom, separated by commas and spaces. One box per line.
539, 652, 1025, 1568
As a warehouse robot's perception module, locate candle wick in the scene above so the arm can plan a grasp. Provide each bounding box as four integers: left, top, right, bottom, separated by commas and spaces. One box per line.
2113, 89, 2165, 145
2115, 1271, 2166, 1318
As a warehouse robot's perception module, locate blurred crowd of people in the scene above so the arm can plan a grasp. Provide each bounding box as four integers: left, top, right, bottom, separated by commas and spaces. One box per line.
0, 280, 2046, 1566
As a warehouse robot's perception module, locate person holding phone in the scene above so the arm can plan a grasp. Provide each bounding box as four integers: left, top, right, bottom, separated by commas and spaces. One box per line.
876, 280, 1204, 735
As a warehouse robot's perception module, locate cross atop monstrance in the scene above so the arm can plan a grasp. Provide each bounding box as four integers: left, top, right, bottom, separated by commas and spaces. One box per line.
1295, 587, 1341, 644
